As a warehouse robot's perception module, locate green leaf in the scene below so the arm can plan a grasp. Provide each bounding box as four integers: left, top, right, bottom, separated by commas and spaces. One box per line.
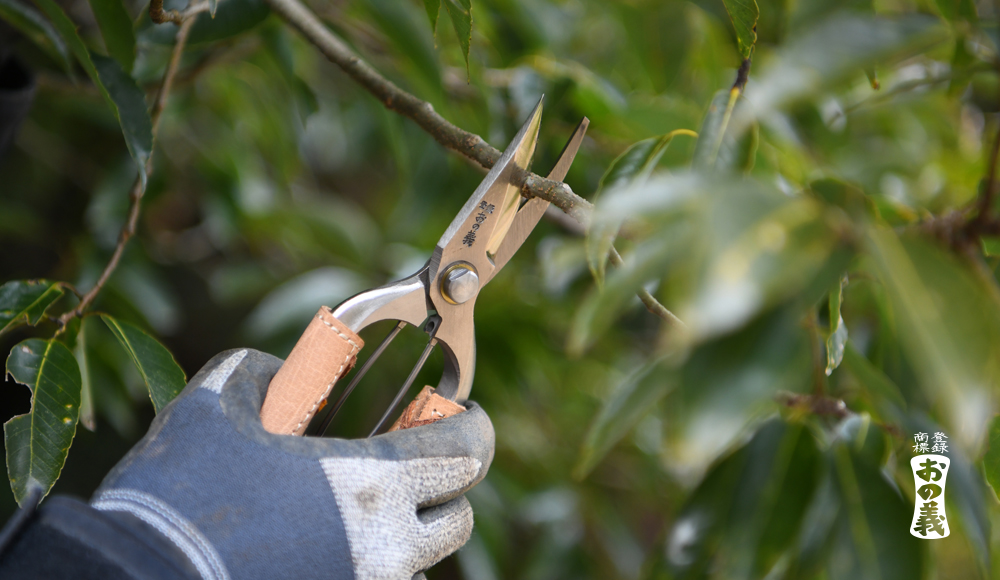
948, 35, 976, 95
0, 280, 64, 336
662, 438, 748, 578
74, 318, 96, 431
137, 0, 270, 45
722, 0, 759, 59
733, 119, 758, 173
934, 0, 977, 24
985, 415, 1000, 498
574, 358, 676, 479
840, 342, 907, 413
749, 425, 821, 576
782, 415, 918, 580
664, 420, 820, 579
366, 0, 441, 95
782, 462, 840, 579
826, 440, 924, 580
260, 24, 319, 123
581, 173, 848, 347
101, 315, 186, 413
809, 178, 879, 222
825, 276, 847, 375
91, 54, 153, 190
0, 0, 73, 74
692, 90, 753, 172
867, 229, 1000, 449
423, 0, 440, 35
5, 338, 82, 506
31, 0, 101, 82
189, 0, 269, 43
665, 307, 812, 478
693, 89, 738, 169
600, 129, 698, 196
31, 0, 152, 186
599, 137, 670, 194
571, 227, 684, 355
982, 236, 1000, 257
586, 129, 696, 286
946, 448, 992, 576
739, 15, 947, 136
443, 0, 472, 74
87, 0, 135, 72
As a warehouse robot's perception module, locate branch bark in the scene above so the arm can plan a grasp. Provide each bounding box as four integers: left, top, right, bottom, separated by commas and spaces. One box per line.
58, 15, 197, 327
732, 57, 751, 93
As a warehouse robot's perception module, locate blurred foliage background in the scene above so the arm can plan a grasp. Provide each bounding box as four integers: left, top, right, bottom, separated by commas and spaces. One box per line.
5, 0, 1000, 577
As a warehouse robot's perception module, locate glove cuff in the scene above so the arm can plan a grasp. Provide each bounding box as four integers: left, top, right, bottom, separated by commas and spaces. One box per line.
93, 489, 229, 580
0, 496, 201, 580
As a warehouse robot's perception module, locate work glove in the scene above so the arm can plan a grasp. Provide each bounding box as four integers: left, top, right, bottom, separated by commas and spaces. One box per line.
90, 348, 495, 580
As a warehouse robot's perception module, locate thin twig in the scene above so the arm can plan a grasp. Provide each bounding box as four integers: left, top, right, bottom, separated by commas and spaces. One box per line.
732, 57, 751, 93
540, 210, 684, 325
778, 392, 848, 419
150, 0, 183, 24
608, 248, 684, 327
150, 0, 210, 24
58, 15, 197, 328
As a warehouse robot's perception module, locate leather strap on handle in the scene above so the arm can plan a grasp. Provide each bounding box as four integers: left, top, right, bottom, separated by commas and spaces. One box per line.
388, 386, 466, 432
261, 307, 466, 436
261, 307, 364, 435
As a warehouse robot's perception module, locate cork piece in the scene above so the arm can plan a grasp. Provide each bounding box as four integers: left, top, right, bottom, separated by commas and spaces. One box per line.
388, 386, 466, 432
261, 307, 364, 436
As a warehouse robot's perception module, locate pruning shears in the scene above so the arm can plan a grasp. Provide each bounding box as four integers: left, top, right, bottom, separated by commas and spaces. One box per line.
258, 98, 588, 437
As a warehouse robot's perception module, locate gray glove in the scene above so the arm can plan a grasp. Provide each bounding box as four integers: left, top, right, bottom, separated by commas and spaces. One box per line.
91, 349, 495, 580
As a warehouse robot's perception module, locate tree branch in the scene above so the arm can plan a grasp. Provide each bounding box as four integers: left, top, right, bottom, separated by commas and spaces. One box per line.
58, 15, 197, 328
263, 0, 593, 225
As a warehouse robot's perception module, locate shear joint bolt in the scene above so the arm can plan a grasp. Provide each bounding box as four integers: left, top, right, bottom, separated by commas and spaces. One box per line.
440, 263, 479, 304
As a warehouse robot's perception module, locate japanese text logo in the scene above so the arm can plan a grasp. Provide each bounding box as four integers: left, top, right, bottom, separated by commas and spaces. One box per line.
910, 432, 949, 539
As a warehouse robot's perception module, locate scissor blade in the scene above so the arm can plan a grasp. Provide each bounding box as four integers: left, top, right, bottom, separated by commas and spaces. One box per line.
484, 117, 589, 283
434, 98, 544, 276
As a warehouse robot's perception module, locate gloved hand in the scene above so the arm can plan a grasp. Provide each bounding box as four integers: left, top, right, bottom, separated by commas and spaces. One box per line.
90, 348, 495, 580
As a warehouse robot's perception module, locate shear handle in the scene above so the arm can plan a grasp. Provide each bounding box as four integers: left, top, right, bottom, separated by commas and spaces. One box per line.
260, 270, 430, 435
331, 267, 430, 332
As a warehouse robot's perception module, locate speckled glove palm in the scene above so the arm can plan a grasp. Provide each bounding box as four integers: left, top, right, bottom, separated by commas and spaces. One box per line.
90, 349, 495, 580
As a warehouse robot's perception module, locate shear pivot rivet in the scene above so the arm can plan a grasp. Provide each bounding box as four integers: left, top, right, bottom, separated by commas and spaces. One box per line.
441, 264, 479, 304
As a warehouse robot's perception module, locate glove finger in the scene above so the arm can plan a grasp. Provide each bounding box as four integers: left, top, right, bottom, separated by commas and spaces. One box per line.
212, 349, 282, 402
368, 402, 493, 466
412, 495, 474, 572
365, 402, 494, 505
410, 455, 484, 508
158, 349, 280, 422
